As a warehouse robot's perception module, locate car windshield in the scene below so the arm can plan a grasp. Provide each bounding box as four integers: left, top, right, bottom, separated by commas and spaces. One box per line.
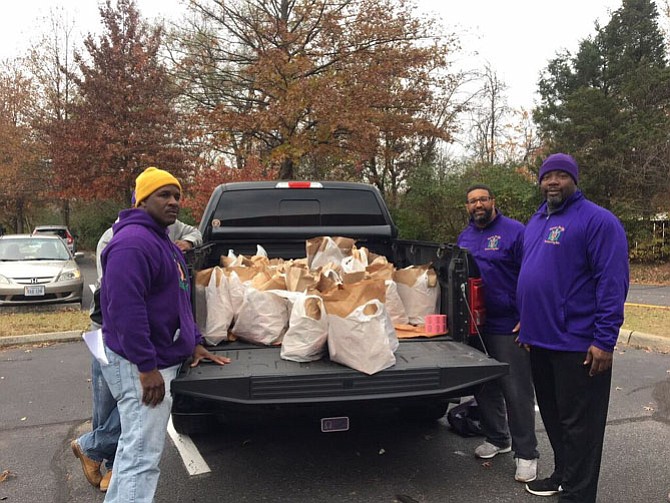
0, 238, 70, 261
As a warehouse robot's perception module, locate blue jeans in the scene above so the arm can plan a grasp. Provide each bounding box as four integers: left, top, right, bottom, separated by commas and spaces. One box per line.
100, 346, 179, 503
77, 356, 120, 469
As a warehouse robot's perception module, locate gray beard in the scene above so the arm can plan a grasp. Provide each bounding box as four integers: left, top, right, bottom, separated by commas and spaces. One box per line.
546, 195, 563, 213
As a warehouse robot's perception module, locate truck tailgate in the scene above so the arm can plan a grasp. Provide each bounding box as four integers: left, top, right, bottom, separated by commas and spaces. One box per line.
172, 339, 507, 405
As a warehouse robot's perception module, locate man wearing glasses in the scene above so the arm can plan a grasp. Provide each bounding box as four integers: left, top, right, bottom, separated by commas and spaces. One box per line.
457, 184, 539, 484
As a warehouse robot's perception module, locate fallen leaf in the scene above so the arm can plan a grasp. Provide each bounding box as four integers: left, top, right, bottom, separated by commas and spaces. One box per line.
0, 470, 14, 483
481, 461, 493, 468
396, 495, 420, 503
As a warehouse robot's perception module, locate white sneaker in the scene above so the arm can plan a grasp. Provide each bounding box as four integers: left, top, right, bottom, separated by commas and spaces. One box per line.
474, 441, 512, 459
515, 458, 538, 482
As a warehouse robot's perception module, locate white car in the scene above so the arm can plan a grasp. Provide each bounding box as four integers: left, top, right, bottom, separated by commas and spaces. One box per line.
0, 234, 83, 305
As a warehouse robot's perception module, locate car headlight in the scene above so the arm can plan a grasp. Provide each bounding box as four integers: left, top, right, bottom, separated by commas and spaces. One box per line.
57, 268, 81, 282
0, 274, 10, 284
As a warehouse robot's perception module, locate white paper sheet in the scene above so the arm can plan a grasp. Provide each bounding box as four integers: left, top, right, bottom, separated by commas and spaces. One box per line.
82, 328, 109, 365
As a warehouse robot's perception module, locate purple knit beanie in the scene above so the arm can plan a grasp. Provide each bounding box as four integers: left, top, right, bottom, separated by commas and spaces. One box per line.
538, 153, 579, 184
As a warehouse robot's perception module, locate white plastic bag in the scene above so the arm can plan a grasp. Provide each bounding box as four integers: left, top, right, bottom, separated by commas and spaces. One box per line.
280, 294, 328, 362
307, 236, 354, 270
395, 266, 441, 325
385, 279, 409, 325
232, 287, 290, 345
202, 267, 234, 345
226, 270, 246, 316
327, 299, 398, 375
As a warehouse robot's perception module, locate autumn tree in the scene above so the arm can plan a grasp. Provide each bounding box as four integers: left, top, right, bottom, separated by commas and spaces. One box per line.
25, 8, 79, 225
168, 0, 463, 204
51, 0, 191, 203
0, 60, 47, 233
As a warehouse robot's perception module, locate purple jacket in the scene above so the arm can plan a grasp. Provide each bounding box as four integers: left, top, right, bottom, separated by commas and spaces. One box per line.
101, 209, 202, 371
517, 191, 629, 353
458, 212, 524, 334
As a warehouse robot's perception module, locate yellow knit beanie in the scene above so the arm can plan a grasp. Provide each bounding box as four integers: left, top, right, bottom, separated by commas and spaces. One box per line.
134, 167, 182, 207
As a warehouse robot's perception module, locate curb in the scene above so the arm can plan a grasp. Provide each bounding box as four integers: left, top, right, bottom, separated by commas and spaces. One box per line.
0, 331, 81, 347
617, 328, 670, 353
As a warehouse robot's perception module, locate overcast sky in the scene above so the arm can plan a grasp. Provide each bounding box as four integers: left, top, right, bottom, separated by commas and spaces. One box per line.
0, 0, 629, 109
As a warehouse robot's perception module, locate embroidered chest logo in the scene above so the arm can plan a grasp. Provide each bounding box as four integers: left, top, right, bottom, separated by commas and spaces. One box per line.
173, 253, 189, 292
485, 235, 501, 251
545, 226, 565, 245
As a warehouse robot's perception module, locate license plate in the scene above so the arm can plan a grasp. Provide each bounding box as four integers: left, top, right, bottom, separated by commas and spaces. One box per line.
24, 285, 45, 296
321, 416, 349, 433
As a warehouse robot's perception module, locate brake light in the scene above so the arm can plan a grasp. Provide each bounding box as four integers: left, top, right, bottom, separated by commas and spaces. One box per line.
467, 278, 486, 336
275, 181, 323, 189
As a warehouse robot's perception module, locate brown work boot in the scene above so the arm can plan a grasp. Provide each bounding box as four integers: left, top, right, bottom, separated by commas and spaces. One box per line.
99, 470, 112, 492
71, 439, 102, 487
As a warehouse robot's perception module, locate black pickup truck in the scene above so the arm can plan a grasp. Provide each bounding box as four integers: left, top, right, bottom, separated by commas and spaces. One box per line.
171, 181, 507, 434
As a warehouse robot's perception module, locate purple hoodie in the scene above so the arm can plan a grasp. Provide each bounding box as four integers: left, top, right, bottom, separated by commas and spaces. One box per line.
517, 191, 629, 353
458, 211, 524, 334
101, 209, 202, 371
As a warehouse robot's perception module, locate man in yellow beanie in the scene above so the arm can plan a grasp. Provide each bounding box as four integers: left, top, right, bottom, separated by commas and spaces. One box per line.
98, 167, 230, 502
133, 167, 182, 208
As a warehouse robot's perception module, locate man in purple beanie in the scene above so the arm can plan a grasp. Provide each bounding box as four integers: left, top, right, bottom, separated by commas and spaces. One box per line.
517, 153, 629, 502
457, 184, 538, 483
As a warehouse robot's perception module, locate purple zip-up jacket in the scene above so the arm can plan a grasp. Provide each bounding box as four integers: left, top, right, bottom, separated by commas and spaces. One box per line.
101, 209, 202, 371
457, 211, 524, 334
517, 191, 629, 353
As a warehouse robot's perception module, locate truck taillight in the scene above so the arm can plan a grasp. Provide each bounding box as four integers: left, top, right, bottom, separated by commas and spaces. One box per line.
275, 181, 324, 189
467, 278, 486, 336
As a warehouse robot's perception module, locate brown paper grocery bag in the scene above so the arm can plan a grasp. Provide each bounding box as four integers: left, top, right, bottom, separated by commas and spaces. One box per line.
285, 264, 319, 292
321, 278, 386, 318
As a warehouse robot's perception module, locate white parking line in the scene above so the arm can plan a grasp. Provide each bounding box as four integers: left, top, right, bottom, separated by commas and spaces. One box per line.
167, 417, 211, 476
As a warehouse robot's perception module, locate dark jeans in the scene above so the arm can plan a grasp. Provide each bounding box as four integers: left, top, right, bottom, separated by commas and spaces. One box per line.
530, 347, 612, 503
474, 333, 539, 460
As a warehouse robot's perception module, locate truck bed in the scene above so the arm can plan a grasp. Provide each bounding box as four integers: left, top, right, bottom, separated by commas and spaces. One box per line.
172, 338, 507, 405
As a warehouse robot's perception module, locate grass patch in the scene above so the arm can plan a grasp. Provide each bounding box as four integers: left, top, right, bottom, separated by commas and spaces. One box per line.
622, 304, 670, 338
630, 262, 670, 285
0, 309, 90, 337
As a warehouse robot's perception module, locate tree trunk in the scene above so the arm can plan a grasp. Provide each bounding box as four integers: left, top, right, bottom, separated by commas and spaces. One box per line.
278, 157, 294, 180
62, 199, 70, 227
16, 198, 25, 233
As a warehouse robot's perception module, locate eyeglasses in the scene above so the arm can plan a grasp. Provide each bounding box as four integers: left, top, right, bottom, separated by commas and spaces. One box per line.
466, 196, 492, 205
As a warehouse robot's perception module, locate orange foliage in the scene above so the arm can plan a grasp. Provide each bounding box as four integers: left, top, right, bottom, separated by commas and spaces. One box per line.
182, 158, 279, 222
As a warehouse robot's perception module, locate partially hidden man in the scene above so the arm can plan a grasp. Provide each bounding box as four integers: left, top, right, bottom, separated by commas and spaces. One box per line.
457, 184, 539, 484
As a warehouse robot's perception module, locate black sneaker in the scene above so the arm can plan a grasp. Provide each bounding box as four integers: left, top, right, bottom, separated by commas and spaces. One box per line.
525, 477, 562, 496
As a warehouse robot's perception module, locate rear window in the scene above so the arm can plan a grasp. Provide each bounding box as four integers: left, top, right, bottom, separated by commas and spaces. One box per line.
35, 229, 67, 239
212, 189, 387, 227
